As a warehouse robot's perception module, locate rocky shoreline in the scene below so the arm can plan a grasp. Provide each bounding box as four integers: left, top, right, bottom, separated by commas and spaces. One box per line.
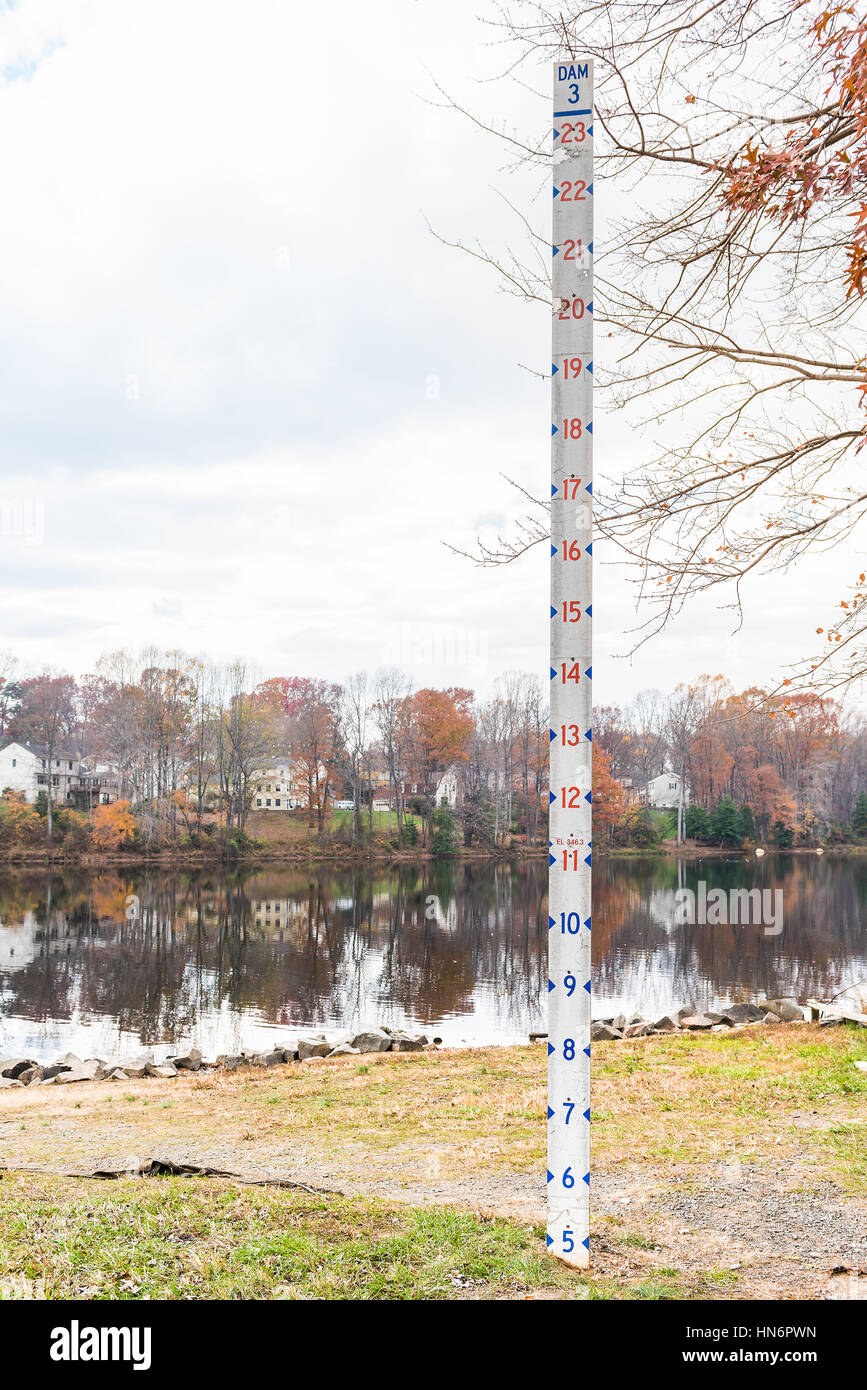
589, 997, 815, 1040
0, 1000, 850, 1092
0, 1026, 439, 1090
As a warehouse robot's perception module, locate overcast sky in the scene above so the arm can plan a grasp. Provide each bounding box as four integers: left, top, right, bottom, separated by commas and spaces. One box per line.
0, 0, 854, 710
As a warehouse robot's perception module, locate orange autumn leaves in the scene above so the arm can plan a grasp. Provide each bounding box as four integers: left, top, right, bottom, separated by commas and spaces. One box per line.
91, 800, 137, 850
722, 9, 867, 304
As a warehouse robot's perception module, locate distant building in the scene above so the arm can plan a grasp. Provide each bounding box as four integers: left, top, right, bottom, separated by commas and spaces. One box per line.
0, 741, 81, 805
641, 771, 689, 810
435, 766, 460, 808
251, 758, 305, 810
0, 742, 118, 807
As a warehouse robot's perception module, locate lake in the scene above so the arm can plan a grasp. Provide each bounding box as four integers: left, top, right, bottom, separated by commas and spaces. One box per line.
0, 855, 865, 1062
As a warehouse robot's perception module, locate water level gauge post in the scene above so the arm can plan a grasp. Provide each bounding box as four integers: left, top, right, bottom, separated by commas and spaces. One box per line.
548, 55, 593, 1269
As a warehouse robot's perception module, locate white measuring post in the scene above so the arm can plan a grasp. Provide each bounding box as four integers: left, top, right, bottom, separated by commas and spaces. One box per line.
548, 57, 593, 1268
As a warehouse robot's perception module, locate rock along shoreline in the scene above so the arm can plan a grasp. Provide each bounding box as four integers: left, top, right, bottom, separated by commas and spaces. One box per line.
0, 999, 852, 1093
0, 1026, 441, 1091
589, 996, 819, 1040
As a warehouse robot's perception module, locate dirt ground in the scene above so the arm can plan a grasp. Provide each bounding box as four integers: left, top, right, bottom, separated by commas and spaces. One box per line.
1, 1028, 865, 1299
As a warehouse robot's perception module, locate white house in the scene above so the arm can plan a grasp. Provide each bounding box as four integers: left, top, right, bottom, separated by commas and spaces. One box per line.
251, 758, 304, 811
0, 742, 118, 807
0, 741, 81, 804
642, 771, 690, 810
434, 766, 460, 808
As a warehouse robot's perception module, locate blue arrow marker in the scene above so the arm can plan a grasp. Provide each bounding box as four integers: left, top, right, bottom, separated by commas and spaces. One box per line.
585, 666, 592, 679
587, 604, 592, 617
584, 853, 592, 868
553, 127, 560, 140
553, 186, 560, 199
551, 543, 557, 557
587, 300, 593, 314
588, 242, 594, 256
548, 979, 555, 993
549, 728, 557, 742
585, 728, 592, 741
585, 791, 592, 804
547, 1106, 555, 1119
588, 123, 593, 135
582, 1236, 590, 1250
547, 1043, 554, 1057
550, 667, 557, 681
552, 245, 559, 257
551, 362, 559, 375
551, 483, 558, 497
587, 182, 593, 196
584, 916, 591, 931
549, 791, 556, 804
550, 605, 557, 619
586, 481, 592, 495
583, 1172, 590, 1186
551, 423, 559, 436
587, 421, 593, 435
583, 1108, 591, 1122
548, 914, 556, 929
583, 979, 592, 994
583, 1045, 591, 1058
546, 1169, 554, 1183
546, 1232, 554, 1247
549, 853, 556, 866
586, 542, 592, 555
587, 361, 593, 375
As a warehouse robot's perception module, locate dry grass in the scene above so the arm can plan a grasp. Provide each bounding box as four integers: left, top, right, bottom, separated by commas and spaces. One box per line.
1, 1024, 864, 1192
1, 1024, 865, 1300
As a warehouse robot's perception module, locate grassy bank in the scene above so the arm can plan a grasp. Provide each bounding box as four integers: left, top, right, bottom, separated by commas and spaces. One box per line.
0, 1025, 865, 1299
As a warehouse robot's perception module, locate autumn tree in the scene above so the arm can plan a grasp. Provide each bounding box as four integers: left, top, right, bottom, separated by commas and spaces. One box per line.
286, 678, 342, 831
372, 667, 413, 835
406, 687, 475, 829
13, 673, 78, 838
339, 672, 376, 839
591, 745, 626, 845
0, 791, 42, 849
221, 662, 278, 832
88, 652, 144, 802
91, 800, 137, 850
747, 763, 797, 839
0, 652, 21, 738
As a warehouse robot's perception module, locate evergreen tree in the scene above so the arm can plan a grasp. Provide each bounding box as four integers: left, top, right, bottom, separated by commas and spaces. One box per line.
771, 820, 794, 849
854, 793, 867, 839
710, 797, 743, 847
739, 803, 757, 841
431, 800, 459, 858
685, 804, 712, 841
461, 792, 495, 846
400, 820, 419, 848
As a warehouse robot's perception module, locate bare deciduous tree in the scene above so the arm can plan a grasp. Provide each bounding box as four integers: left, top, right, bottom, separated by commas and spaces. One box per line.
438, 2, 867, 695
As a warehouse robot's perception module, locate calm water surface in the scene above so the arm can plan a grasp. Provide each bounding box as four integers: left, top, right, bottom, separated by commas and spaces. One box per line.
0, 856, 865, 1061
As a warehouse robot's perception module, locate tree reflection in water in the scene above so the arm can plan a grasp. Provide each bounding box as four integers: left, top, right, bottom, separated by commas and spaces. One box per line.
0, 856, 863, 1058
